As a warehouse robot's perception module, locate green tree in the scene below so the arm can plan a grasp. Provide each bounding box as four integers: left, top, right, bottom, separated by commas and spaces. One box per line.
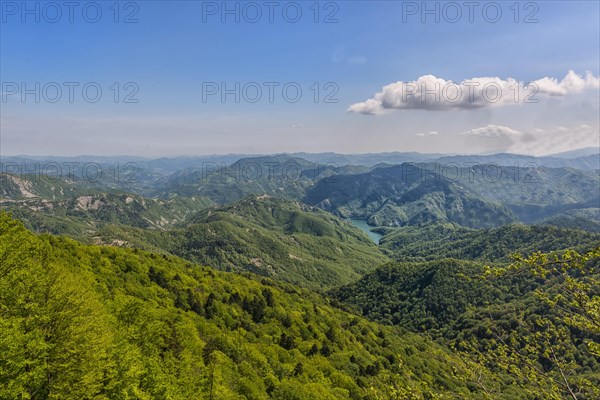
0, 215, 115, 399
479, 249, 600, 399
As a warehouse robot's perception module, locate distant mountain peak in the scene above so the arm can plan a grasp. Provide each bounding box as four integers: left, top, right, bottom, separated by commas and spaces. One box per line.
544, 147, 599, 159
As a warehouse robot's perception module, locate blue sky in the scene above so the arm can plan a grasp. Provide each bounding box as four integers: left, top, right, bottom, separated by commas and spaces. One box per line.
1, 0, 599, 156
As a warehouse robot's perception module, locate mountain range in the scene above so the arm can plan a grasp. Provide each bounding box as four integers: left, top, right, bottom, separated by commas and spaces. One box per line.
1, 150, 599, 398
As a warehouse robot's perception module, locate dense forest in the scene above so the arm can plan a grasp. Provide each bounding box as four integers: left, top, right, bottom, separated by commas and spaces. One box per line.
1, 153, 599, 399
0, 213, 491, 399
378, 224, 600, 261
331, 253, 600, 399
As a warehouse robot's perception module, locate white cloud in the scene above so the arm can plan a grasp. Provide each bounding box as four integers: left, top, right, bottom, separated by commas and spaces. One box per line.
459, 124, 600, 155
534, 71, 600, 96
416, 130, 439, 137
461, 125, 522, 138
510, 124, 600, 156
459, 125, 527, 153
348, 71, 600, 115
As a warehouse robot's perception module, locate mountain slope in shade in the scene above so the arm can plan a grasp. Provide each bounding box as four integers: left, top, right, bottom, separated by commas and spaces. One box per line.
304, 163, 599, 228
330, 259, 490, 331
454, 165, 599, 222
304, 164, 516, 228
536, 208, 600, 233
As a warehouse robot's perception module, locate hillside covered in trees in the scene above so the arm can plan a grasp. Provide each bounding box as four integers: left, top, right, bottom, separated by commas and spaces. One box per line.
331, 252, 600, 399
1, 153, 599, 399
93, 196, 390, 291
378, 223, 600, 262
0, 212, 494, 399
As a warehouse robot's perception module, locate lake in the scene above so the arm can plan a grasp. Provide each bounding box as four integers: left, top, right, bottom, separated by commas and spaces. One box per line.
348, 218, 383, 245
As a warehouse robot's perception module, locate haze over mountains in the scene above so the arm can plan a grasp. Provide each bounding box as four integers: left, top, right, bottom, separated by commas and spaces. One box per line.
4, 146, 599, 170
2, 148, 598, 233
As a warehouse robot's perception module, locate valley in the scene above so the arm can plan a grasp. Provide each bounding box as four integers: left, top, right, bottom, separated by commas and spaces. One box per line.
1, 150, 599, 399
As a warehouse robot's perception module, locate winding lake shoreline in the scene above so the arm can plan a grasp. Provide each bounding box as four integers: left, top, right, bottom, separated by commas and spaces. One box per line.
348, 218, 383, 245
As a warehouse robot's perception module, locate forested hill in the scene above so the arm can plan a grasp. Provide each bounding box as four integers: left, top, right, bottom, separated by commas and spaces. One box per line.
331, 253, 600, 399
1, 191, 213, 237
95, 196, 390, 291
156, 155, 369, 203
304, 164, 516, 228
304, 163, 599, 228
378, 223, 600, 262
0, 212, 494, 399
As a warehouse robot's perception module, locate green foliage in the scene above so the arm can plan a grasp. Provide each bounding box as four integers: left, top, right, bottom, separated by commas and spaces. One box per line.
0, 215, 117, 399
333, 248, 600, 399
0, 173, 92, 200
96, 196, 390, 291
538, 208, 600, 233
1, 190, 213, 237
379, 223, 600, 262
0, 212, 486, 399
464, 249, 600, 399
330, 259, 494, 332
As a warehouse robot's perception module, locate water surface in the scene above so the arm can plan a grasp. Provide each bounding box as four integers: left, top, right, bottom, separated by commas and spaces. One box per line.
348, 218, 383, 245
